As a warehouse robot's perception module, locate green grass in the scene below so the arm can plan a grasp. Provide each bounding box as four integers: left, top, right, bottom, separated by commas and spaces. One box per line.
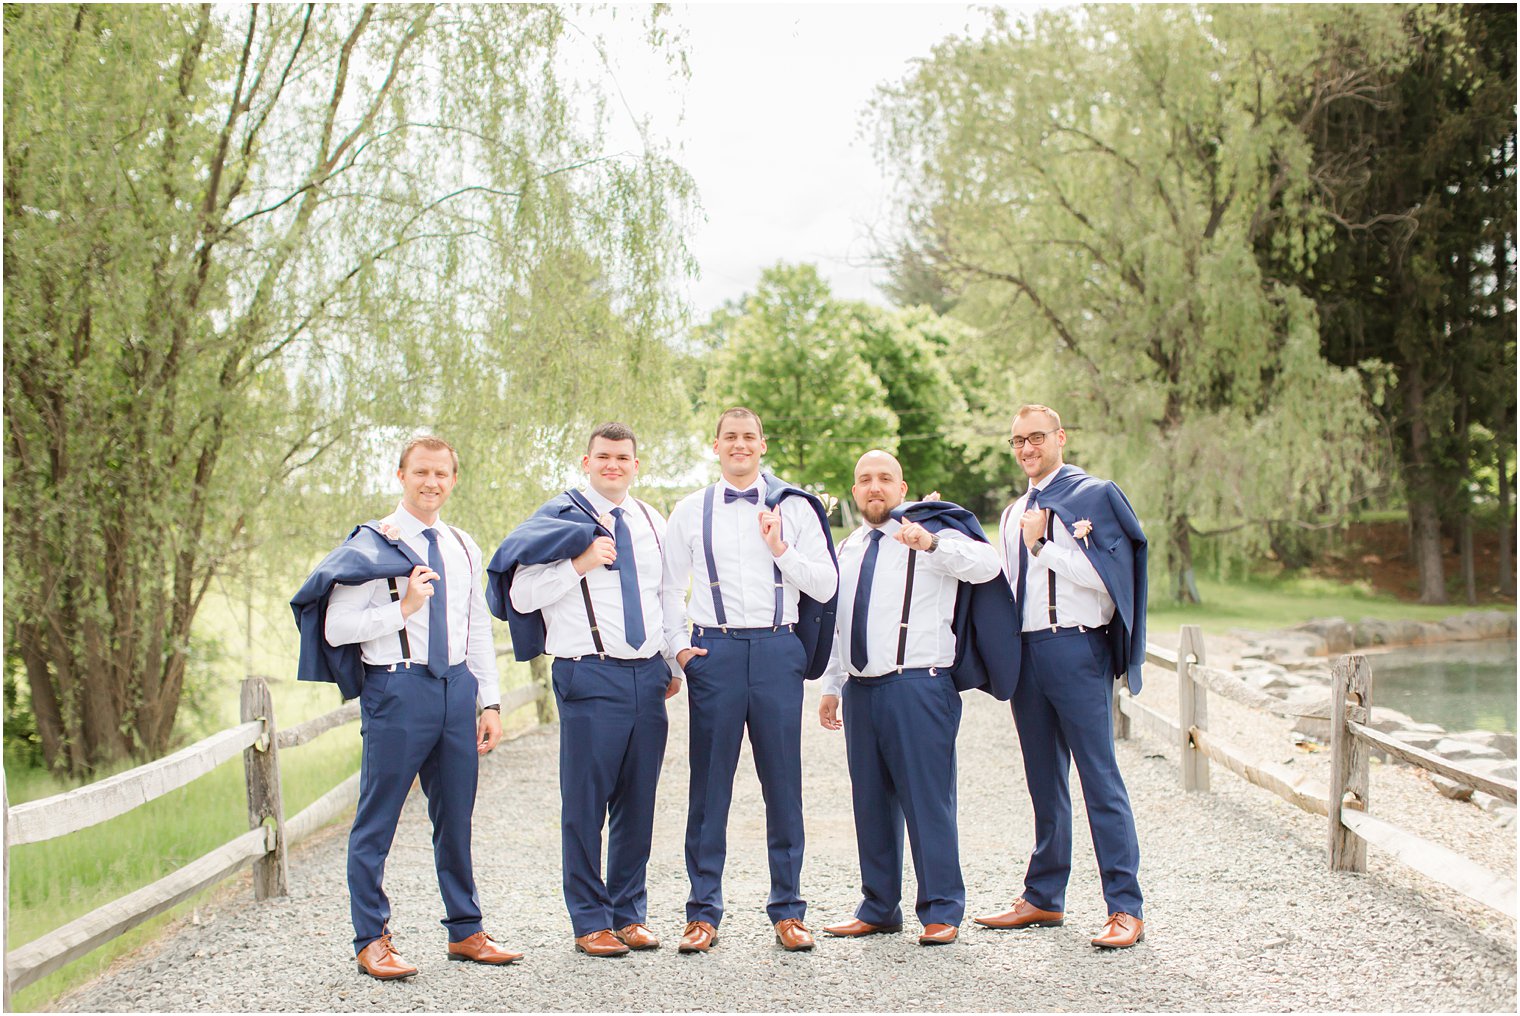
5, 584, 541, 1011
1149, 574, 1506, 636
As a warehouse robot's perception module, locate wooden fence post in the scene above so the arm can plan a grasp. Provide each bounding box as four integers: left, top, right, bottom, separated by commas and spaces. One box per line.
5, 781, 11, 1011
1178, 624, 1210, 792
1111, 685, 1130, 741
241, 677, 288, 899
529, 655, 554, 725
1329, 655, 1371, 872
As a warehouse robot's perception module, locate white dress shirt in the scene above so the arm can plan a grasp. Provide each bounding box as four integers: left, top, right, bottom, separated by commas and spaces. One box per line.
820, 519, 1002, 697
1000, 471, 1115, 633
325, 503, 501, 708
508, 489, 675, 672
662, 477, 839, 664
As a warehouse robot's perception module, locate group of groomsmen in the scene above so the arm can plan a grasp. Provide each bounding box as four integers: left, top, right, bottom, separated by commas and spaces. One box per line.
292, 403, 1150, 981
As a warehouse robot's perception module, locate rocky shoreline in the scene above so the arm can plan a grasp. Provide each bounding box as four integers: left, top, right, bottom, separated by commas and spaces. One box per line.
1227, 610, 1516, 828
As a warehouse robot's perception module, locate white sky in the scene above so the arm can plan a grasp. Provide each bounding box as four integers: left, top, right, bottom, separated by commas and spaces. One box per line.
601, 4, 1022, 322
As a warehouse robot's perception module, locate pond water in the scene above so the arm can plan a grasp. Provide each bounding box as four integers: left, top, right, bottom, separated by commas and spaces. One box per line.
1365, 638, 1517, 734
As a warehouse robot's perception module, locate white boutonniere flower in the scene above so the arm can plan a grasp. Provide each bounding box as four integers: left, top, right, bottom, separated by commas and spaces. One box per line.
379, 523, 402, 542
597, 512, 615, 532
1072, 519, 1094, 547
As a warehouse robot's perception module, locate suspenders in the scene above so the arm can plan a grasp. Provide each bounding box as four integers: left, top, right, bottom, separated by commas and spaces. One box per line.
701, 484, 784, 631
390, 525, 472, 664
895, 549, 917, 671
574, 496, 663, 658
1007, 497, 1062, 632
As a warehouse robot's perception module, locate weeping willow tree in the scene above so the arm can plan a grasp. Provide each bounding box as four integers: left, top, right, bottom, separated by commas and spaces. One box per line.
872, 4, 1423, 602
3, 4, 695, 772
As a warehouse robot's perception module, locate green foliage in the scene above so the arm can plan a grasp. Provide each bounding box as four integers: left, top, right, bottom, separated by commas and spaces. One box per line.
3, 5, 695, 772
702, 264, 899, 496
872, 4, 1412, 602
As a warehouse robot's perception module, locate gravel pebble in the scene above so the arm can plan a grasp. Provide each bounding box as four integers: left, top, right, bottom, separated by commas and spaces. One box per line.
56, 639, 1515, 1012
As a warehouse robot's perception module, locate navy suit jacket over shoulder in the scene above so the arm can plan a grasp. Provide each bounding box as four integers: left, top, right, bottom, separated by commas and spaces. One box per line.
290, 523, 424, 700
891, 500, 1020, 701
761, 473, 839, 681
486, 492, 605, 661
1033, 464, 1148, 694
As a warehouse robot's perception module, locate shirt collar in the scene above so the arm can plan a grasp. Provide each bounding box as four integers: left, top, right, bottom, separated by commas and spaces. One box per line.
1030, 466, 1063, 494
393, 502, 443, 539
581, 487, 625, 516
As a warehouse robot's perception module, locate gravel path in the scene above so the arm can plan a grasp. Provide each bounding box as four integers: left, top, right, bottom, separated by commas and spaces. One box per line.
58, 659, 1515, 1013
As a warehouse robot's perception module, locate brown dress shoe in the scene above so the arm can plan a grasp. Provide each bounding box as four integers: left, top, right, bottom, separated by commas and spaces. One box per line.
973, 896, 1065, 929
574, 929, 631, 957
614, 923, 660, 950
918, 923, 959, 946
822, 917, 903, 937
1091, 912, 1145, 949
678, 920, 718, 953
357, 934, 418, 980
448, 931, 523, 964
774, 918, 815, 951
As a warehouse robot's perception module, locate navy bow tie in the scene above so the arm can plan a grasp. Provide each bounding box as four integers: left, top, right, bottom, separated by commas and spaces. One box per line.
724, 488, 759, 505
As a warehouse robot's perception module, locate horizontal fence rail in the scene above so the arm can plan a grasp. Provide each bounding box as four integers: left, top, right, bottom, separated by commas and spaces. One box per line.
4, 651, 551, 1006
6, 721, 265, 848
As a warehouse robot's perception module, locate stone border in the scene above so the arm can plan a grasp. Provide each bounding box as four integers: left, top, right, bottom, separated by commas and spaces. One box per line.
1226, 610, 1516, 829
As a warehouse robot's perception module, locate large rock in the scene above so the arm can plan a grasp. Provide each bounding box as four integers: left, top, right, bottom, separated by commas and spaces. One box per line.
1291, 618, 1356, 655
1448, 729, 1518, 758
1430, 774, 1475, 801
1367, 706, 1417, 733
1432, 738, 1505, 762
1461, 757, 1518, 782
1353, 618, 1400, 648
1244, 632, 1328, 662
1385, 728, 1446, 752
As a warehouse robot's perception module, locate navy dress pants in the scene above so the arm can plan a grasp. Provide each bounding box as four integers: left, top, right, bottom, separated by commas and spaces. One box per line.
349, 661, 483, 954
1011, 627, 1143, 918
552, 655, 670, 937
842, 668, 965, 928
683, 626, 807, 928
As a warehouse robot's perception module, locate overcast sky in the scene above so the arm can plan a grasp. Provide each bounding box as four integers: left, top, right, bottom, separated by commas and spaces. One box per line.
603, 4, 1017, 322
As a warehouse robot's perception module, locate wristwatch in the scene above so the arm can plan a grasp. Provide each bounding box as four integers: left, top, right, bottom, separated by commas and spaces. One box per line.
1030, 537, 1048, 557
481, 704, 501, 712
925, 533, 941, 553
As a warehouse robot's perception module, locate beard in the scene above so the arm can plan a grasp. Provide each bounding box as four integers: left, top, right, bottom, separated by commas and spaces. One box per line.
862, 501, 892, 526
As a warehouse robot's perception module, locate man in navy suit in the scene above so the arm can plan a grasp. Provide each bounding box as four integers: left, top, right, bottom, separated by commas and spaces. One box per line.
976, 405, 1149, 949
321, 436, 521, 978
817, 451, 1004, 947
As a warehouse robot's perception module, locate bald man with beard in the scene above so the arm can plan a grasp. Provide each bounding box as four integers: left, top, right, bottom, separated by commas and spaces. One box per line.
817, 451, 1003, 946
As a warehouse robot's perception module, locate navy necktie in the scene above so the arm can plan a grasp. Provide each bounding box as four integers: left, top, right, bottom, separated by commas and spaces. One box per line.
611, 507, 646, 650
850, 529, 885, 672
1014, 488, 1038, 629
724, 487, 759, 505
422, 528, 449, 677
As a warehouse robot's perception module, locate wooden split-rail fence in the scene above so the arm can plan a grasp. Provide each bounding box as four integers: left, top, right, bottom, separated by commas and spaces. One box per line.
1116, 625, 1518, 919
4, 630, 1516, 1007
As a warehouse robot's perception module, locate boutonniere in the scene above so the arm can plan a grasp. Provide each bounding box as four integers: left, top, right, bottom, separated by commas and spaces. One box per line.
379, 523, 402, 542
1071, 519, 1093, 547
596, 512, 615, 533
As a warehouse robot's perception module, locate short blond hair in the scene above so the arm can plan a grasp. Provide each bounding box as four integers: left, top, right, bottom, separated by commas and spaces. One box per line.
398, 435, 459, 474
715, 407, 765, 439
1013, 404, 1062, 431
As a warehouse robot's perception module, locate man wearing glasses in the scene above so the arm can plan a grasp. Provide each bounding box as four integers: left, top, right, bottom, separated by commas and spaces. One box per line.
976, 404, 1149, 950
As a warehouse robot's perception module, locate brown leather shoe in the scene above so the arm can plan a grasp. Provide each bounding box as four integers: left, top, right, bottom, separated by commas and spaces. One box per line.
973, 896, 1065, 929
613, 923, 660, 950
774, 918, 815, 951
574, 929, 631, 957
678, 920, 718, 953
822, 917, 902, 937
357, 934, 418, 980
447, 931, 523, 964
1091, 912, 1144, 949
918, 923, 959, 946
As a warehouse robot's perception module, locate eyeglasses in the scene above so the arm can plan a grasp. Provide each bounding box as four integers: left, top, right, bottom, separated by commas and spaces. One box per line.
1007, 430, 1058, 451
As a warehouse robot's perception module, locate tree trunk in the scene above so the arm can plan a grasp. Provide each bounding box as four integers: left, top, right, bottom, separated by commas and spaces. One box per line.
1401, 368, 1448, 604
1171, 513, 1201, 604
1499, 440, 1515, 597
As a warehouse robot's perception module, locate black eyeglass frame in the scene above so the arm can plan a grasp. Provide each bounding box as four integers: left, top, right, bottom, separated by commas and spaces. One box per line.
1007, 429, 1060, 450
